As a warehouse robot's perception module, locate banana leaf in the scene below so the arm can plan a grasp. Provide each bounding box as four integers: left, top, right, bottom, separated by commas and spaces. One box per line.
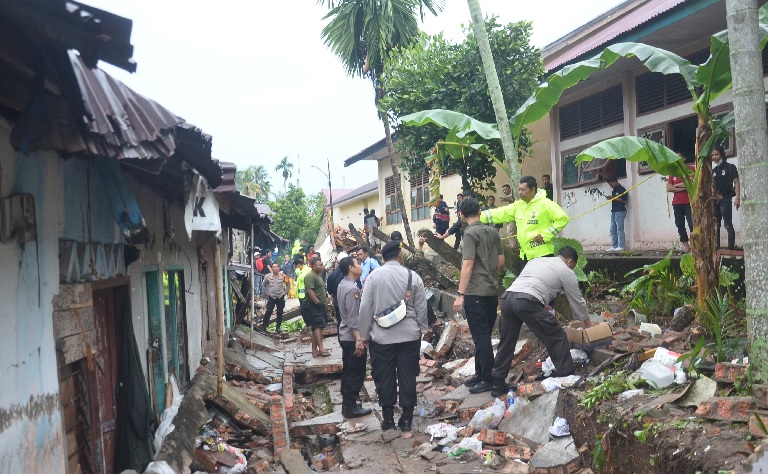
510, 42, 697, 139
575, 137, 693, 192
400, 109, 500, 139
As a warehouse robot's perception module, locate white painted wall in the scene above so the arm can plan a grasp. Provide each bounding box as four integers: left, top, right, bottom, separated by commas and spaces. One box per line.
0, 117, 66, 472
126, 175, 205, 386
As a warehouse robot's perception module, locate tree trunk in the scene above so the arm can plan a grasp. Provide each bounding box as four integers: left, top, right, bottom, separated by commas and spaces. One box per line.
381, 110, 416, 248
690, 120, 719, 310
727, 0, 768, 382
466, 0, 520, 184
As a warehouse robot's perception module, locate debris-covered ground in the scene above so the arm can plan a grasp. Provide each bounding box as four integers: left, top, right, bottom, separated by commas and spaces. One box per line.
146, 250, 768, 474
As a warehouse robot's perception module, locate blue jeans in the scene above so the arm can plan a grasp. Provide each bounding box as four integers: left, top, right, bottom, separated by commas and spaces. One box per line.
610, 211, 627, 248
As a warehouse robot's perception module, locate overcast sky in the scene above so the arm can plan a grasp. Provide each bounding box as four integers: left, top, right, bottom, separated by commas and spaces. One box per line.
88, 0, 624, 196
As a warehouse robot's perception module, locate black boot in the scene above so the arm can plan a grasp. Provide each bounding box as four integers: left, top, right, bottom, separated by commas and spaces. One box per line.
398, 407, 414, 432
381, 406, 397, 430
342, 402, 372, 419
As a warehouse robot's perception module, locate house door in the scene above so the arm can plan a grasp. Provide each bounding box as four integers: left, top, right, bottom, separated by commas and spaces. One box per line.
145, 270, 166, 415
92, 285, 128, 474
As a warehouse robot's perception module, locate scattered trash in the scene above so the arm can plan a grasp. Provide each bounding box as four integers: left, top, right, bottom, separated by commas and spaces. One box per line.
446, 435, 483, 458
153, 376, 183, 452
468, 399, 506, 431
416, 441, 439, 457
618, 389, 645, 400
639, 322, 663, 337
541, 358, 556, 377
425, 422, 460, 445
541, 375, 581, 392
548, 417, 571, 438
143, 461, 176, 474
570, 349, 589, 365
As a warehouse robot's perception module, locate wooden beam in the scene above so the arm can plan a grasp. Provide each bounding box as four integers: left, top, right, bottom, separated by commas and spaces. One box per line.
215, 239, 225, 397
417, 229, 463, 270
347, 223, 367, 249
372, 227, 457, 290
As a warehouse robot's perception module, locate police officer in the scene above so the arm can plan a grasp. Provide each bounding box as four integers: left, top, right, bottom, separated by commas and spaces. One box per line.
359, 241, 427, 432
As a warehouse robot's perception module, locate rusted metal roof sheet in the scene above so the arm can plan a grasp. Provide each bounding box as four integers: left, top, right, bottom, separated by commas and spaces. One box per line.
66, 52, 222, 187
544, 0, 688, 71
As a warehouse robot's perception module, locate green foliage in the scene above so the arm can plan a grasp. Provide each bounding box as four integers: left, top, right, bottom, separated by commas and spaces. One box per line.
385, 18, 542, 194
553, 237, 588, 281
319, 0, 443, 79
622, 251, 692, 317
582, 371, 637, 409
235, 165, 272, 201
502, 269, 516, 289
633, 422, 662, 444
678, 336, 710, 378
575, 137, 694, 193
592, 434, 607, 474
701, 290, 742, 363
275, 156, 294, 191
267, 317, 306, 334
269, 184, 325, 243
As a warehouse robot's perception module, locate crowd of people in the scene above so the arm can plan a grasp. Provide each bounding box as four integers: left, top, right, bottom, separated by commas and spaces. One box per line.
255, 146, 741, 432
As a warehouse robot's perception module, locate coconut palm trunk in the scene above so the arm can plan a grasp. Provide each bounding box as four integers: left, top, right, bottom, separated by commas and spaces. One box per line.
726, 0, 768, 381
466, 0, 520, 185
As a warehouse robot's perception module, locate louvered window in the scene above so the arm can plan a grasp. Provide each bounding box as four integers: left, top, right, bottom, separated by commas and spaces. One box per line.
636, 49, 709, 114
559, 85, 624, 140
385, 175, 402, 225
409, 173, 430, 221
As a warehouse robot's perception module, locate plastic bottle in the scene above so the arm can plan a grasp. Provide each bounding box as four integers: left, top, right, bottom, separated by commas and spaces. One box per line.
507, 389, 516, 408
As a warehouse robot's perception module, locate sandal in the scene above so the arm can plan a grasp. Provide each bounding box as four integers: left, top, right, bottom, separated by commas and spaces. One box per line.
318, 351, 331, 357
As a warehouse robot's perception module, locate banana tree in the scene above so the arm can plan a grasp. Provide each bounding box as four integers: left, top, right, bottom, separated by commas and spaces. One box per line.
403, 7, 768, 309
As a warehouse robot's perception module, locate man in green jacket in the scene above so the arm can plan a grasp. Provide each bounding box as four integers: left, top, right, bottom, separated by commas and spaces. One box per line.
480, 176, 569, 263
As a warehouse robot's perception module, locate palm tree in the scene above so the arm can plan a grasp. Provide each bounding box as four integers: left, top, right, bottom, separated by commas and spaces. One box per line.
466, 0, 519, 186
319, 0, 444, 248
275, 156, 294, 193
235, 165, 271, 201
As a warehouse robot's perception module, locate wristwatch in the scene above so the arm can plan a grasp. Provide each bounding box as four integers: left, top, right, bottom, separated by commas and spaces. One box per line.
457, 291, 465, 297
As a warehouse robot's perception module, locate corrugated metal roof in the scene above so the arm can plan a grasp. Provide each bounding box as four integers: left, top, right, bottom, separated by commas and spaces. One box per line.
544, 0, 688, 71
66, 52, 222, 187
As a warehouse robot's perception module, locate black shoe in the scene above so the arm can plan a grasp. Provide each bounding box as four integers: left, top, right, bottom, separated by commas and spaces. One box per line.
491, 383, 515, 398
468, 380, 493, 394
342, 406, 372, 419
398, 418, 413, 432
381, 418, 397, 431
463, 374, 483, 387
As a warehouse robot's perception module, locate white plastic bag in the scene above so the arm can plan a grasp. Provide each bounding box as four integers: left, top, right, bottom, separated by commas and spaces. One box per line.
425, 422, 460, 444
447, 435, 483, 457
468, 408, 495, 431
153, 376, 184, 453
541, 374, 581, 392
143, 461, 177, 474
487, 399, 506, 429
541, 357, 556, 377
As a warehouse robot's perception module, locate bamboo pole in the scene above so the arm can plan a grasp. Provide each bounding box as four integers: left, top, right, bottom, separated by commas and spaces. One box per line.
214, 237, 225, 396
250, 223, 255, 347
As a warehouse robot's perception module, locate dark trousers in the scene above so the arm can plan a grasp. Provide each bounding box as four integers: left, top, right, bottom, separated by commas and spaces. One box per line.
673, 204, 693, 243
453, 231, 462, 250
263, 296, 286, 330
491, 292, 574, 381
713, 199, 735, 248
464, 295, 498, 382
340, 339, 367, 407
369, 339, 420, 411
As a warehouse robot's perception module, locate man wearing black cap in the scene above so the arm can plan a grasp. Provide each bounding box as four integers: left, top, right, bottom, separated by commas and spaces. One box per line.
359, 240, 428, 432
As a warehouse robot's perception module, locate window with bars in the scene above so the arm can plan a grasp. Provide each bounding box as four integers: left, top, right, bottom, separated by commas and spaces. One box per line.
559, 85, 624, 140
561, 143, 627, 188
635, 49, 710, 115
385, 175, 403, 225
410, 173, 431, 221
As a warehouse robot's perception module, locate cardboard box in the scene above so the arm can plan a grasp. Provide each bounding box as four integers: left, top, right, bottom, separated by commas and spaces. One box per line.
565, 321, 613, 350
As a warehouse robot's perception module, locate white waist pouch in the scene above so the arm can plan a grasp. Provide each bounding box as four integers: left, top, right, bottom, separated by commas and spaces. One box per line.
373, 270, 412, 328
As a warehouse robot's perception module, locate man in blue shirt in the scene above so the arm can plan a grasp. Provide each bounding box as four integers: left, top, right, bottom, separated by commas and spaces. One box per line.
358, 246, 380, 288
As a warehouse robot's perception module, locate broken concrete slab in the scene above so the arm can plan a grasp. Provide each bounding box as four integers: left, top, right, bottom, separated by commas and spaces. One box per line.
205, 382, 273, 435
529, 436, 580, 472
289, 410, 344, 437
235, 328, 279, 353
678, 376, 718, 408
279, 448, 312, 474
246, 350, 284, 370
452, 357, 476, 379
443, 358, 468, 371
498, 390, 563, 445
224, 345, 274, 384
